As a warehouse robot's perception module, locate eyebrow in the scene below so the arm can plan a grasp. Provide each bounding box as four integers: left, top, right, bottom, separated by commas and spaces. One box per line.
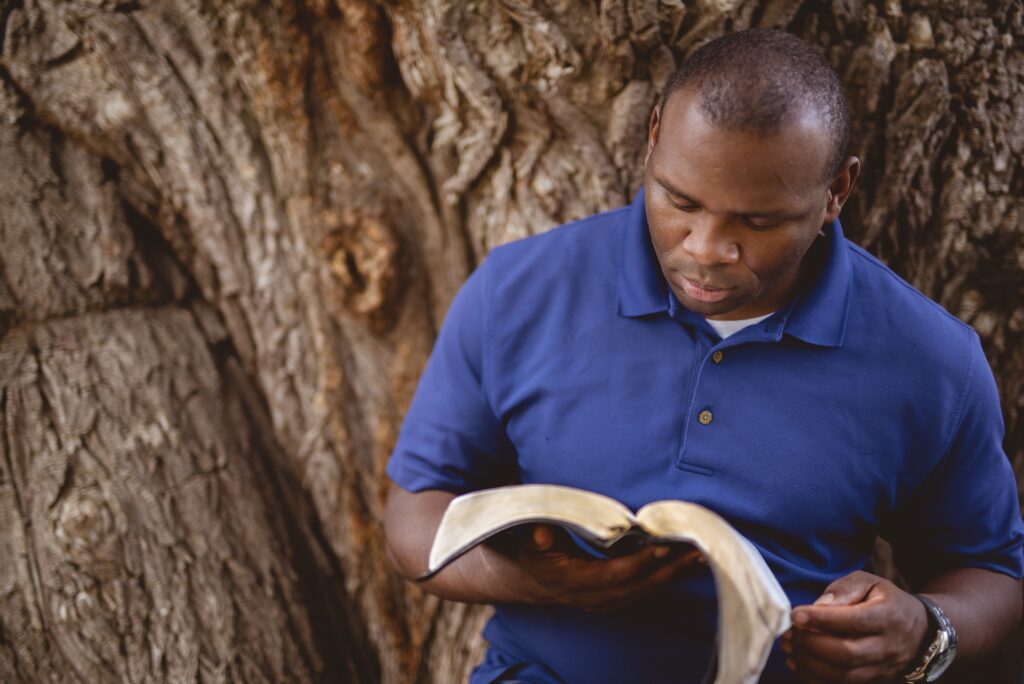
654, 174, 803, 220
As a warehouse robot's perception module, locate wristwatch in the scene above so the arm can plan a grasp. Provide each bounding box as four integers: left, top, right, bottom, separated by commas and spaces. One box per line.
904, 594, 957, 682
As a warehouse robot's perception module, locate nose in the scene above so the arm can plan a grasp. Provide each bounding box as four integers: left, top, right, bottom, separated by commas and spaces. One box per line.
682, 213, 740, 267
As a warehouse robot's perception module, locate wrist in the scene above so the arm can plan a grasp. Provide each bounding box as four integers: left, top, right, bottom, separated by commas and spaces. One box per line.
908, 596, 933, 663
476, 542, 556, 605
418, 543, 522, 604
904, 594, 958, 682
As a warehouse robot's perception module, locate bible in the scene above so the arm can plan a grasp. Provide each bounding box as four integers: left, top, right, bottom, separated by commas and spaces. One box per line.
420, 484, 791, 684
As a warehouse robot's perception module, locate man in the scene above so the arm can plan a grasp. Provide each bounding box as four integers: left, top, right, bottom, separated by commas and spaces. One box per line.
384, 29, 1024, 683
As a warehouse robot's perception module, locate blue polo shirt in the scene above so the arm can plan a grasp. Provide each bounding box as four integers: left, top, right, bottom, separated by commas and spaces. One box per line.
387, 190, 1024, 684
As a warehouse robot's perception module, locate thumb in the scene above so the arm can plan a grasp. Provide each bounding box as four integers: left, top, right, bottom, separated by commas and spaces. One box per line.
531, 524, 557, 551
815, 571, 878, 607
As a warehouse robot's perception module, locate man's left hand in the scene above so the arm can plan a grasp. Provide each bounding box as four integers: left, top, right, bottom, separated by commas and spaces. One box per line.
781, 570, 930, 683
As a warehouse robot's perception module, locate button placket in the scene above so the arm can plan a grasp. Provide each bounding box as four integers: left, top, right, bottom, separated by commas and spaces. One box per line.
698, 351, 723, 425
677, 339, 738, 474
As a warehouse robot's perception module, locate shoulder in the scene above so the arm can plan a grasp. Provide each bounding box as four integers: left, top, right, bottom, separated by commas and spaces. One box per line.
473, 204, 632, 386
837, 240, 1001, 492
843, 240, 978, 359
483, 204, 630, 298
840, 239, 987, 458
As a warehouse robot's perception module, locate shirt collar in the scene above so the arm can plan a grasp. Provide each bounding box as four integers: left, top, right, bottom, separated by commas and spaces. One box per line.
778, 217, 852, 347
616, 188, 852, 348
617, 189, 669, 317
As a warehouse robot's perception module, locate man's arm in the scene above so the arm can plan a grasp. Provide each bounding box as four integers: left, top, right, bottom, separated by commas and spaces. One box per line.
383, 483, 705, 611
781, 333, 1024, 682
379, 257, 702, 609
781, 568, 1022, 682
921, 567, 1022, 661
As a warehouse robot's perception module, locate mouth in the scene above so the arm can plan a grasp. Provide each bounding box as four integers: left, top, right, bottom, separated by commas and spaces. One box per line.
680, 277, 733, 303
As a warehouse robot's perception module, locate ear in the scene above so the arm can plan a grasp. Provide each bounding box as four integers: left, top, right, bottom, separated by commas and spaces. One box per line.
824, 156, 861, 223
644, 106, 660, 168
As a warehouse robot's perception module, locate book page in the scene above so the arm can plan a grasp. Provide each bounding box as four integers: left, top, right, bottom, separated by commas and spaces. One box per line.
423, 484, 635, 579
637, 501, 791, 684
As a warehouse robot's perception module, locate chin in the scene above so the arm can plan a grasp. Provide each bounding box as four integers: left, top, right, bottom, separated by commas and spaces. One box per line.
680, 295, 741, 318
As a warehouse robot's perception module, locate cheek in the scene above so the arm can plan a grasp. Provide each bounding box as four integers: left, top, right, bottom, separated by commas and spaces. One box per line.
647, 214, 685, 258
649, 228, 676, 259
743, 240, 806, 282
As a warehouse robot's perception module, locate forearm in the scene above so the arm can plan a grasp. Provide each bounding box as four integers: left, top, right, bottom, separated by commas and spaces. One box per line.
420, 539, 551, 604
382, 484, 549, 605
919, 567, 1022, 662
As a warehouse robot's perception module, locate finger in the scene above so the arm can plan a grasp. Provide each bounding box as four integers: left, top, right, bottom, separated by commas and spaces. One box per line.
817, 570, 879, 607
588, 548, 705, 606
569, 546, 702, 609
540, 544, 662, 596
790, 630, 886, 670
596, 544, 686, 585
632, 547, 704, 587
531, 524, 557, 551
659, 546, 705, 564
792, 600, 887, 636
523, 524, 584, 555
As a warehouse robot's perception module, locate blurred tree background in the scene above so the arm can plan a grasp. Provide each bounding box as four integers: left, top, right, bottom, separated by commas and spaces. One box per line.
1, 0, 1021, 681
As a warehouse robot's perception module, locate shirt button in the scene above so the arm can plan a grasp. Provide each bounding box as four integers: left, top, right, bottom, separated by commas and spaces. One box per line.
712, 351, 724, 364
698, 409, 713, 425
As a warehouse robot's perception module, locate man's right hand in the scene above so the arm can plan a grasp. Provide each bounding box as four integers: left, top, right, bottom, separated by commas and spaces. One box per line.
502, 523, 705, 612
383, 485, 703, 609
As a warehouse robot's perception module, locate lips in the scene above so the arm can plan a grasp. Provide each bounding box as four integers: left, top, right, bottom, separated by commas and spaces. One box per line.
680, 277, 732, 303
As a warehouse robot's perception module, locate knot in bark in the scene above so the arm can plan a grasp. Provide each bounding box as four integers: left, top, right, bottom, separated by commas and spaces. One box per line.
51, 487, 123, 580
322, 208, 402, 332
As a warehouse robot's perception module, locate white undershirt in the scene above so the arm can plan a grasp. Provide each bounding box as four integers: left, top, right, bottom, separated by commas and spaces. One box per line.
704, 312, 775, 339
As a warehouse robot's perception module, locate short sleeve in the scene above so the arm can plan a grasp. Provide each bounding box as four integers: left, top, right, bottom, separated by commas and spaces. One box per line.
386, 258, 516, 494
884, 333, 1024, 585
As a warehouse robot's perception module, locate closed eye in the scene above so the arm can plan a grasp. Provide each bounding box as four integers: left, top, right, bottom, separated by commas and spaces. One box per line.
669, 199, 701, 213
741, 217, 780, 230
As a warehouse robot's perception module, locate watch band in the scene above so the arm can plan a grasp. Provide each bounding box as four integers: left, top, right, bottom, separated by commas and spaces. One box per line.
904, 594, 957, 682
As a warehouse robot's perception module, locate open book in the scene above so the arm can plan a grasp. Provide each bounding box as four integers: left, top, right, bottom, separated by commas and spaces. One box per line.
421, 484, 791, 684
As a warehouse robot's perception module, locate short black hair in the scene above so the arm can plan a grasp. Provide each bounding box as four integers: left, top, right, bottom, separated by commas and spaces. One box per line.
660, 28, 850, 180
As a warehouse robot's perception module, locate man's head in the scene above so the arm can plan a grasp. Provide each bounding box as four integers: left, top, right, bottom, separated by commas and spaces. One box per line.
644, 29, 860, 321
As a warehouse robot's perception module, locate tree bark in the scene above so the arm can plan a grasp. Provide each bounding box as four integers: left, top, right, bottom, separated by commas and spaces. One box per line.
0, 0, 1020, 681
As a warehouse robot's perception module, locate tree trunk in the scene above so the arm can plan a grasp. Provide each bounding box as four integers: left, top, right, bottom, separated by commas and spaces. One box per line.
0, 0, 1020, 682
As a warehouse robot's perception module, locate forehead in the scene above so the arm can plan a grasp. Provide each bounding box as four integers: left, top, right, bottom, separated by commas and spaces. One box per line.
652, 90, 831, 210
